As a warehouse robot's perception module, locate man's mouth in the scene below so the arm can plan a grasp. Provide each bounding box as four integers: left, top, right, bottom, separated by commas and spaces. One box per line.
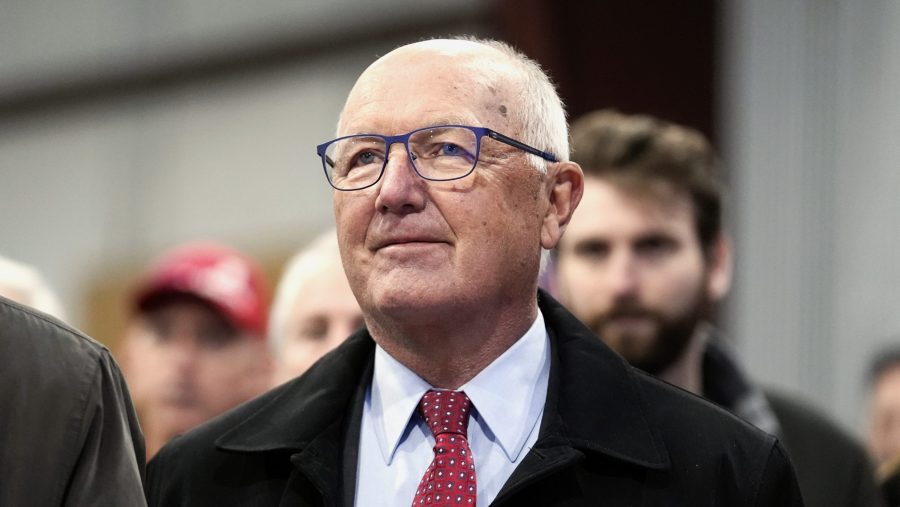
372, 236, 446, 250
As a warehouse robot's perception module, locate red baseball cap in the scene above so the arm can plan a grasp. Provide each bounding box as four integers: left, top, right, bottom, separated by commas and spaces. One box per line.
132, 241, 268, 338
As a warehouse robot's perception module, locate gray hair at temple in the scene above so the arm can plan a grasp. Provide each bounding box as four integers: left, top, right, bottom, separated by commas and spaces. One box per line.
461, 36, 570, 172
0, 254, 66, 320
456, 37, 569, 269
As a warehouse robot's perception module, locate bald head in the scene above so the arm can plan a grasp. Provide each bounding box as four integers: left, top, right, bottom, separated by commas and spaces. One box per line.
365, 38, 515, 75
341, 40, 514, 132
337, 37, 569, 170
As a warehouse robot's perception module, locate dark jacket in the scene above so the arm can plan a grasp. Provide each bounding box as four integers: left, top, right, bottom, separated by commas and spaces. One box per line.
147, 291, 803, 506
766, 390, 882, 507
0, 296, 147, 507
702, 338, 882, 507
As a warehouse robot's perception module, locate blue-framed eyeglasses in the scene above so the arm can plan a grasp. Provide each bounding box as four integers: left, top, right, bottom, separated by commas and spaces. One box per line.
316, 124, 558, 191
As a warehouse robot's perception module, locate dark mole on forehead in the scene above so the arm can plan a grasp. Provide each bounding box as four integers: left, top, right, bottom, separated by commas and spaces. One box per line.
498, 105, 508, 116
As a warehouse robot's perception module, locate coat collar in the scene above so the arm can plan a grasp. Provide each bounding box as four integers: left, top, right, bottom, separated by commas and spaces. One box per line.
215, 290, 669, 473
702, 332, 781, 436
535, 290, 670, 470
215, 328, 375, 453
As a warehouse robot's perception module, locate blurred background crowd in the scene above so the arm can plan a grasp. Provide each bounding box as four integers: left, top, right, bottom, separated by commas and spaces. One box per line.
3, 0, 900, 501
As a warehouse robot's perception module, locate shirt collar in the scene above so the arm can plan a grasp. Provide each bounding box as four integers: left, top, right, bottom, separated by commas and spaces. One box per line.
461, 310, 548, 461
370, 343, 432, 464
370, 309, 550, 464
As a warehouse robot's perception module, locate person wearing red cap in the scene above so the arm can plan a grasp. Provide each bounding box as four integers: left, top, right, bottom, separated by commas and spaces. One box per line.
118, 241, 272, 459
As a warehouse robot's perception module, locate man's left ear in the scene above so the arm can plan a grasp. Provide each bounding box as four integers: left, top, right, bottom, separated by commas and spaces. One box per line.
706, 233, 733, 302
541, 161, 584, 250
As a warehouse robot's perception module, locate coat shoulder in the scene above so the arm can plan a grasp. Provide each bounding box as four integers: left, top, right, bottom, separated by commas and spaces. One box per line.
764, 389, 880, 507
0, 296, 108, 372
628, 370, 804, 504
635, 367, 774, 445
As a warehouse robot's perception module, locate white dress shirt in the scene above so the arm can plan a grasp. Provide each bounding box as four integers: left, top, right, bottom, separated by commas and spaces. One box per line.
354, 310, 551, 507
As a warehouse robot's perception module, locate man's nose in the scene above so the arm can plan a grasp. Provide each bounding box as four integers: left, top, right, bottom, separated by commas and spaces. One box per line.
608, 251, 640, 298
165, 335, 200, 370
373, 143, 427, 214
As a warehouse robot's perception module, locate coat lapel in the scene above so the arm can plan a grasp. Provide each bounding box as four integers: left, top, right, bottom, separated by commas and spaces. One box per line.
279, 422, 344, 507
215, 330, 376, 507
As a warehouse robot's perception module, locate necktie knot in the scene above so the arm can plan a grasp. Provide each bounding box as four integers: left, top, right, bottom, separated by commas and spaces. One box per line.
413, 390, 477, 506
418, 390, 472, 438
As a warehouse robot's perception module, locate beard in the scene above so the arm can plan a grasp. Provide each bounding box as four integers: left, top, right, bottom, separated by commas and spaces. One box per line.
586, 289, 711, 375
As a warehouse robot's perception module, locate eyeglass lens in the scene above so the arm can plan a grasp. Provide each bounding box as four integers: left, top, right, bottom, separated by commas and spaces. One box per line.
324, 126, 479, 190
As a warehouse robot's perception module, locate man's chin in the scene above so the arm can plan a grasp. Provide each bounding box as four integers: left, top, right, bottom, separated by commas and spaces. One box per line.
601, 325, 697, 375
615, 346, 663, 370
595, 324, 657, 352
597, 331, 666, 372
599, 318, 657, 340
368, 272, 458, 311
157, 405, 206, 433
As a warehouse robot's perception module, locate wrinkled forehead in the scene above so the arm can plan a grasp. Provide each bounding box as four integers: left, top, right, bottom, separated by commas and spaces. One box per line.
337, 41, 520, 135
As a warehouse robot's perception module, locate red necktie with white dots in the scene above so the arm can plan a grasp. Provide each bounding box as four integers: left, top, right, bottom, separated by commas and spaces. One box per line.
411, 390, 477, 507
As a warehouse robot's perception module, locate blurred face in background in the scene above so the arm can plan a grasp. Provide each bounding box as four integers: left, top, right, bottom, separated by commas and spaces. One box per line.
120, 295, 270, 459
270, 261, 363, 386
555, 177, 727, 374
869, 365, 900, 468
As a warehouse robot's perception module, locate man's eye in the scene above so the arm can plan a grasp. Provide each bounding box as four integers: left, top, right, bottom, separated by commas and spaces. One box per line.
430, 142, 474, 162
142, 317, 172, 342
337, 149, 382, 176
635, 236, 677, 257
440, 143, 463, 156
354, 150, 380, 166
198, 330, 238, 349
573, 240, 609, 260
297, 319, 328, 341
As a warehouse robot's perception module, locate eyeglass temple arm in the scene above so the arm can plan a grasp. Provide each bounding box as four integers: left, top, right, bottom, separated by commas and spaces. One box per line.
486, 130, 558, 163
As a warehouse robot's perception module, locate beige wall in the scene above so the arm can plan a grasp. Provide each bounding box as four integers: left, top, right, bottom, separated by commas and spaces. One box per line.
0, 0, 488, 337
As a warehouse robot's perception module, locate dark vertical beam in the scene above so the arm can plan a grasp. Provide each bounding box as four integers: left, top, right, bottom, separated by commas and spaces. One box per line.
493, 0, 718, 142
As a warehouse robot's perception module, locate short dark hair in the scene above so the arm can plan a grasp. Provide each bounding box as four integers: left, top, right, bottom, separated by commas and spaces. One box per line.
868, 345, 900, 386
570, 109, 723, 253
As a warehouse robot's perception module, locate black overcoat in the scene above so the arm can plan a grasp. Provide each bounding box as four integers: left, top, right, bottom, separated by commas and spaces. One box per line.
146, 291, 804, 506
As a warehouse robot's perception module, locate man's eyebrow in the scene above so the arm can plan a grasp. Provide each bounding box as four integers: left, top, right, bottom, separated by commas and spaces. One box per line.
633, 229, 679, 241
572, 237, 609, 248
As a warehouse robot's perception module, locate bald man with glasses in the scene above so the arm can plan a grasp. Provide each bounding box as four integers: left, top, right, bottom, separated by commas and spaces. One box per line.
147, 37, 804, 507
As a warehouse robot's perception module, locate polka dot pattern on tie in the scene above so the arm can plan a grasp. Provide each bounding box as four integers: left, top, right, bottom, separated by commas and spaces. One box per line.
411, 390, 476, 507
